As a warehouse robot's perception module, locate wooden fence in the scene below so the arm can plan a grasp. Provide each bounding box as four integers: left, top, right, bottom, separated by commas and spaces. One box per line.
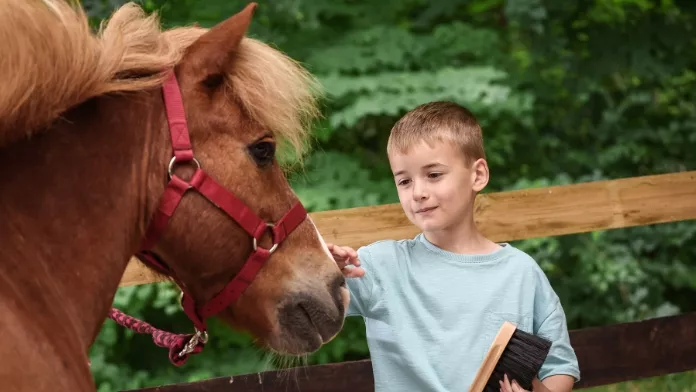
120, 170, 696, 391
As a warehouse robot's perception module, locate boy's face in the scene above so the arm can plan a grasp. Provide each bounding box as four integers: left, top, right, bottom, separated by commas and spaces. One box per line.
389, 140, 488, 234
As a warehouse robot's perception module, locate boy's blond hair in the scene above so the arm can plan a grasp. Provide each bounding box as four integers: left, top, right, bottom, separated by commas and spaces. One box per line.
387, 101, 486, 164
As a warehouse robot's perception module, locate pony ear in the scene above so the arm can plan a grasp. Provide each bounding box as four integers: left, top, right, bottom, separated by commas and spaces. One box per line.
181, 2, 257, 76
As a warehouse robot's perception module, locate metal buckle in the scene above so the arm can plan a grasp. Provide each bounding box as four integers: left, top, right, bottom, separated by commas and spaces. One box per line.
178, 329, 209, 358
252, 223, 279, 254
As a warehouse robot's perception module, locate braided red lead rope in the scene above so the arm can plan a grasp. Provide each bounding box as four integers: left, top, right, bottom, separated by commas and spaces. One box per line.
107, 308, 207, 366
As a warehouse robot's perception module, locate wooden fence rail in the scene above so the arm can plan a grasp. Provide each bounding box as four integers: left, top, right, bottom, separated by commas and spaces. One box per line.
120, 170, 696, 287
125, 312, 696, 391
119, 171, 696, 391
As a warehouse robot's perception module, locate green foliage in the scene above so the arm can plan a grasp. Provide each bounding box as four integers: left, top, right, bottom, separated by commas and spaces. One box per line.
320, 66, 533, 130
81, 0, 696, 390
290, 151, 397, 211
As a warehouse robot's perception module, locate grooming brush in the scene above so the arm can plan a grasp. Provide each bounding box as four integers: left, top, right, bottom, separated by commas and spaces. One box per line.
469, 321, 552, 392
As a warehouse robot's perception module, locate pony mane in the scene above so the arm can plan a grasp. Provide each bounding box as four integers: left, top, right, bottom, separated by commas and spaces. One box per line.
0, 0, 321, 158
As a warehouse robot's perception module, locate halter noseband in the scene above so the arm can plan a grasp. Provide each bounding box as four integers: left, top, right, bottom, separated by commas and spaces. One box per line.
108, 72, 308, 366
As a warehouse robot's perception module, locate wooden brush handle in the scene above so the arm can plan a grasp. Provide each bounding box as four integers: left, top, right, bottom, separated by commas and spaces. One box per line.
468, 321, 518, 392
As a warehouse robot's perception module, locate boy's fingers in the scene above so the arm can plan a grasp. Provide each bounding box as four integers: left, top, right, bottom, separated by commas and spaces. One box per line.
326, 244, 360, 268
342, 253, 359, 265
500, 374, 512, 392
349, 269, 365, 278
342, 266, 365, 278
511, 380, 527, 392
333, 246, 347, 258
334, 256, 352, 269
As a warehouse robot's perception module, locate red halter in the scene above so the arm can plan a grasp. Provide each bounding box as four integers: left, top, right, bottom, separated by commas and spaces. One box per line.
108, 72, 308, 366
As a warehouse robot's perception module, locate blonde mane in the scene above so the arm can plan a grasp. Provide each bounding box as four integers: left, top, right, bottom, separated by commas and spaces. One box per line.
0, 0, 321, 157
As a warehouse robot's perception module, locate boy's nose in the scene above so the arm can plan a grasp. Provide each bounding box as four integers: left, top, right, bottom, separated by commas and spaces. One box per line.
412, 181, 428, 200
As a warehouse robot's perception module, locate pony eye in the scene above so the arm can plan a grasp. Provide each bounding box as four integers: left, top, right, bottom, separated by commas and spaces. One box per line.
248, 141, 275, 166
202, 73, 224, 89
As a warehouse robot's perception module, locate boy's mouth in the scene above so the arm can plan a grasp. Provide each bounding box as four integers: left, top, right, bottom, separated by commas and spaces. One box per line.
415, 206, 437, 214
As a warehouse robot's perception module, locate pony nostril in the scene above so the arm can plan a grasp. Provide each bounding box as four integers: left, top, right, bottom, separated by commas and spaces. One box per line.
330, 273, 346, 292
278, 296, 340, 343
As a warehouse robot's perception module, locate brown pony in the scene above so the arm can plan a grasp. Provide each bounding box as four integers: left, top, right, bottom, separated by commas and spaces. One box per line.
0, 1, 348, 391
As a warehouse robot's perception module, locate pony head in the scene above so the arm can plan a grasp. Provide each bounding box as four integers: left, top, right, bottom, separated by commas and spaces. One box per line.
0, 0, 348, 355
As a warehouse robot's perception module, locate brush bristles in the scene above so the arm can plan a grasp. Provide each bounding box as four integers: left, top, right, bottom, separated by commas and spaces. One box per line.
483, 329, 552, 391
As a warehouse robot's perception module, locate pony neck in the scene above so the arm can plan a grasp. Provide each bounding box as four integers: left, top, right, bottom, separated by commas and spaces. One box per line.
0, 90, 168, 349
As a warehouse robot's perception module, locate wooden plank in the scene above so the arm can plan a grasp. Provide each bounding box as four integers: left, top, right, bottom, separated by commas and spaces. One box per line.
123, 312, 696, 391
119, 170, 696, 286
123, 360, 374, 392
572, 312, 696, 388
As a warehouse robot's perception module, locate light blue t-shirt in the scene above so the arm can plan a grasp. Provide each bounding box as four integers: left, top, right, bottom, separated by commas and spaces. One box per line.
346, 234, 580, 392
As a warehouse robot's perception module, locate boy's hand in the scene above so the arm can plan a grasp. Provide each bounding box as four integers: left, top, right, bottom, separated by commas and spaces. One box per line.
326, 243, 365, 278
499, 375, 550, 392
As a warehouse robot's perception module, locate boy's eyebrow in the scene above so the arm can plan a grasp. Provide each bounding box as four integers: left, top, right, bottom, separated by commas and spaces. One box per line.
423, 162, 445, 169
393, 163, 444, 177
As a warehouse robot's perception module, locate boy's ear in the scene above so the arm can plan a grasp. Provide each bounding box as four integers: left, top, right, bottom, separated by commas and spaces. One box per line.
471, 158, 489, 192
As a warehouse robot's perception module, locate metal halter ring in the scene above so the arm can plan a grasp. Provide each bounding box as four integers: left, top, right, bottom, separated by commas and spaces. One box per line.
252, 223, 279, 254
168, 156, 201, 179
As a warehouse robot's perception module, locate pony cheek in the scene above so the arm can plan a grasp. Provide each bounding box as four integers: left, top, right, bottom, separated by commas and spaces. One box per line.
217, 292, 280, 341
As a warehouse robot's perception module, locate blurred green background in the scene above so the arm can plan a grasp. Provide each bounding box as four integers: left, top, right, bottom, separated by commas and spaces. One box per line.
82, 0, 696, 391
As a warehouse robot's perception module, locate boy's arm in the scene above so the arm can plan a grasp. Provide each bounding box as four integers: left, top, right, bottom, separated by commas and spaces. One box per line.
502, 262, 579, 392
533, 295, 580, 391
503, 264, 578, 392
538, 375, 575, 391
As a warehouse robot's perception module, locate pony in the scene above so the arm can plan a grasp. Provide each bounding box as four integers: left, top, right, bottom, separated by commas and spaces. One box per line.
0, 1, 349, 391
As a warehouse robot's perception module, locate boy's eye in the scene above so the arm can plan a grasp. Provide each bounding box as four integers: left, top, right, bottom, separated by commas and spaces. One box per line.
397, 179, 411, 186
428, 172, 443, 179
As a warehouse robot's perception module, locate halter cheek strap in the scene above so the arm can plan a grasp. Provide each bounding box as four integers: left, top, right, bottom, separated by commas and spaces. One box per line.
108, 72, 308, 366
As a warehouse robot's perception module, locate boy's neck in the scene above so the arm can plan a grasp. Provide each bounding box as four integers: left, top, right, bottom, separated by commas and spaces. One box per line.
423, 219, 500, 255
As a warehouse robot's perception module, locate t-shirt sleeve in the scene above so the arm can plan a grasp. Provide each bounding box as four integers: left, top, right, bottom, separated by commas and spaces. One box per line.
534, 291, 581, 382
345, 246, 375, 317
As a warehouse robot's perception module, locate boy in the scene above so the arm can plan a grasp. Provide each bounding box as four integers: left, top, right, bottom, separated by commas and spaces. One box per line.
327, 101, 580, 392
